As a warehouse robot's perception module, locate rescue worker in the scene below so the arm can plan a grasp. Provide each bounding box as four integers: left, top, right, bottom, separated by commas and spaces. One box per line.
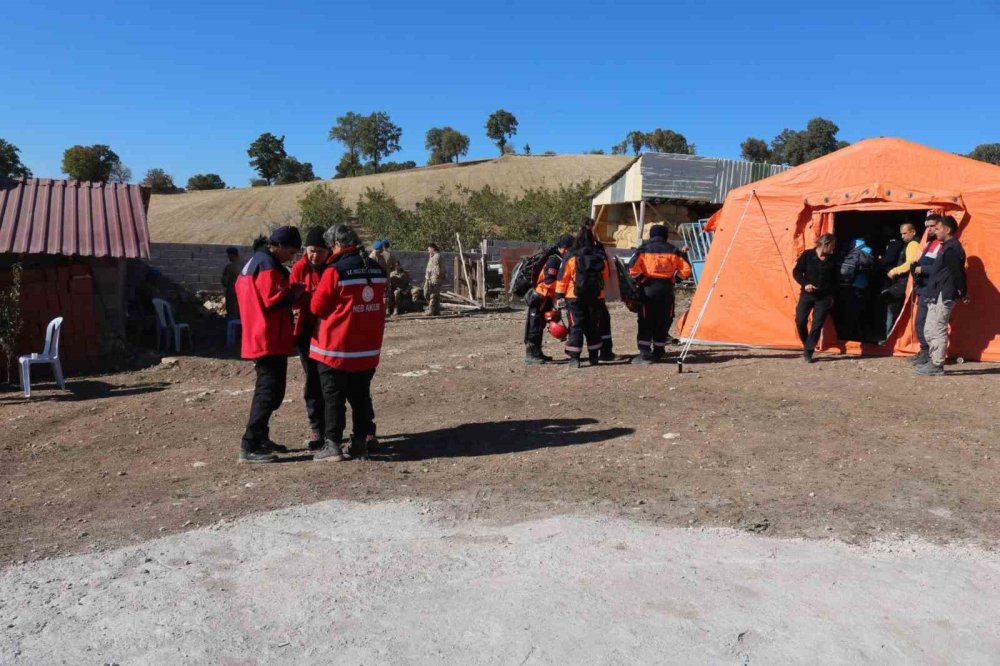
221, 246, 241, 321
235, 226, 303, 463
424, 243, 443, 316
309, 224, 388, 461
555, 227, 609, 368
525, 234, 574, 364
627, 225, 692, 364
290, 226, 332, 450
582, 216, 619, 361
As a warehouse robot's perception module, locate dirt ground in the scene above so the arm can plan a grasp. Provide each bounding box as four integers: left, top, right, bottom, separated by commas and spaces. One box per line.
2, 300, 999, 565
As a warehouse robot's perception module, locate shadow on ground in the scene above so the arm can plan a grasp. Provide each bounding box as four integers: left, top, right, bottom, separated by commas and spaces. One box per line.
373, 418, 634, 461
0, 380, 169, 404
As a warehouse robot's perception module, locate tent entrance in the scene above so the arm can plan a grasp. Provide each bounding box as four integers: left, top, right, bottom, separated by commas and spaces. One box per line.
831, 209, 927, 344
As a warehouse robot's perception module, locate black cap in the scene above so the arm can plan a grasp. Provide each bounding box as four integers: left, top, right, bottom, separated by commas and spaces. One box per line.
304, 226, 328, 249
649, 224, 668, 239
269, 225, 302, 248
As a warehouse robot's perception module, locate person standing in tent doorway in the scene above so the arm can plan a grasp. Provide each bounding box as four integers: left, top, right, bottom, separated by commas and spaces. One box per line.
424, 243, 443, 316
909, 215, 942, 366
627, 224, 692, 364
838, 237, 876, 341
793, 233, 838, 363
582, 216, 620, 361
914, 216, 968, 376
882, 222, 920, 338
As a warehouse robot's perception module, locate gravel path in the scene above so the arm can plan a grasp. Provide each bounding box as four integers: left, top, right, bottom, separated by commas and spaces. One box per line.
3, 499, 999, 664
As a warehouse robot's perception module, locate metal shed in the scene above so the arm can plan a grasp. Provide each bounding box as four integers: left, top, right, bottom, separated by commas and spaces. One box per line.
590, 153, 786, 248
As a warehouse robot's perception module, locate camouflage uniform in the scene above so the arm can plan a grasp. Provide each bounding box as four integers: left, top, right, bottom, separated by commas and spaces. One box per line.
424, 253, 443, 316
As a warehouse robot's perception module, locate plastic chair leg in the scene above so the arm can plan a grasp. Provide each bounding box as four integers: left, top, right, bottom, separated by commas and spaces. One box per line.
52, 360, 66, 390
20, 360, 31, 398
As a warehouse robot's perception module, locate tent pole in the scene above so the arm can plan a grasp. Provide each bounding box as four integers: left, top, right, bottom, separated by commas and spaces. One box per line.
677, 190, 757, 373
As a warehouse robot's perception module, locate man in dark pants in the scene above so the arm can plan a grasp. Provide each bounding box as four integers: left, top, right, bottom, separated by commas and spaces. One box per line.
582, 217, 619, 361
793, 233, 838, 363
309, 224, 388, 461
524, 234, 573, 364
627, 225, 693, 363
555, 227, 609, 368
915, 216, 968, 376
910, 217, 941, 366
235, 226, 303, 463
290, 226, 332, 449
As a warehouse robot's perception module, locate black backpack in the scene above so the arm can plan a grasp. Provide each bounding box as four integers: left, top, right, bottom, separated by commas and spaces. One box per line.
614, 256, 640, 312
574, 249, 606, 300
510, 245, 557, 299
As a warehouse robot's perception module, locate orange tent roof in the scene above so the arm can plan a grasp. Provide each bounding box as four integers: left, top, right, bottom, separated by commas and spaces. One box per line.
679, 137, 1000, 362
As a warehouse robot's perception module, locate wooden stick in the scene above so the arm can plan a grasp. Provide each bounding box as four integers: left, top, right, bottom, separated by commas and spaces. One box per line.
455, 233, 475, 300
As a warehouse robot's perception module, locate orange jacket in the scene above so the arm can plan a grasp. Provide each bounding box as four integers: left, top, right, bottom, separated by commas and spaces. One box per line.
627, 239, 692, 283
533, 254, 563, 301
555, 250, 609, 300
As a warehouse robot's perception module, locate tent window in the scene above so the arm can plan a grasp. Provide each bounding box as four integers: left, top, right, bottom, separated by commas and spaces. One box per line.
831, 209, 928, 344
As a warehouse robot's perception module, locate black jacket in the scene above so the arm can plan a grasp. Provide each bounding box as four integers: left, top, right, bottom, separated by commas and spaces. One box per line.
925, 238, 967, 302
793, 250, 838, 298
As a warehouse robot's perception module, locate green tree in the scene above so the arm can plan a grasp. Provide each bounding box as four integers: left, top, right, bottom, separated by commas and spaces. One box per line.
61, 144, 121, 182
247, 133, 287, 185
426, 126, 470, 164
587, 149, 606, 155
0, 263, 23, 384
328, 111, 365, 165
626, 130, 646, 155
611, 141, 628, 155
369, 160, 417, 174
768, 118, 846, 166
334, 152, 363, 179
298, 183, 352, 228
356, 187, 417, 248
740, 137, 773, 163
524, 144, 532, 155
140, 168, 182, 194
645, 129, 695, 154
968, 143, 1000, 166
358, 112, 402, 170
0, 139, 31, 179
186, 173, 226, 190
485, 109, 518, 155
275, 157, 317, 185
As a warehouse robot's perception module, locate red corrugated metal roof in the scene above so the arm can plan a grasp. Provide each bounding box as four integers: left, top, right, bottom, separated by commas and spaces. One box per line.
0, 178, 151, 259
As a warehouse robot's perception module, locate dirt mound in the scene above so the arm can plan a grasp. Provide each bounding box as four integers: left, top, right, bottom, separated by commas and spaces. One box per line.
148, 154, 633, 244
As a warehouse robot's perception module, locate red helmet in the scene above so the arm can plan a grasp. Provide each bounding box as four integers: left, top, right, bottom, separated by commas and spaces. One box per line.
544, 309, 562, 323
547, 320, 569, 341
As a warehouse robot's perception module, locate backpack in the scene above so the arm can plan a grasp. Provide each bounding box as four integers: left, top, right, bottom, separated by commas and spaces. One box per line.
510, 245, 557, 299
839, 245, 875, 285
573, 249, 606, 300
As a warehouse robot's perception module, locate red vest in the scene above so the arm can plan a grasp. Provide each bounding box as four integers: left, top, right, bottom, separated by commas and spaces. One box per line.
308, 247, 388, 372
235, 250, 295, 359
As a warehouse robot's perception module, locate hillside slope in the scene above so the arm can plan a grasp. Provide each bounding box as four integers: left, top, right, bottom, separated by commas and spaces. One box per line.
148, 154, 634, 244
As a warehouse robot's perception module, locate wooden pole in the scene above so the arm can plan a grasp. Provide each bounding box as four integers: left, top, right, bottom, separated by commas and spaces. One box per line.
638, 200, 646, 248
455, 233, 475, 300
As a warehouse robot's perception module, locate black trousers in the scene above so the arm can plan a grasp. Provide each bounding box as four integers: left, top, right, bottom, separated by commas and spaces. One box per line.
242, 355, 288, 451
636, 279, 674, 358
795, 292, 834, 352
914, 295, 929, 351
523, 292, 551, 345
317, 365, 377, 443
565, 298, 602, 359
597, 299, 614, 353
297, 341, 325, 436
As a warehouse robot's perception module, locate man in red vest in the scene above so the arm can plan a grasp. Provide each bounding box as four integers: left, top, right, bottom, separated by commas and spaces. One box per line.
235, 226, 303, 463
309, 224, 388, 461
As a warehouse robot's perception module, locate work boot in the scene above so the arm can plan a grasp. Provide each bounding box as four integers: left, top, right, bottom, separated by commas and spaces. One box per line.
803, 350, 814, 364
365, 434, 381, 453
314, 438, 350, 462
599, 350, 620, 362
344, 435, 369, 460
911, 349, 930, 366
651, 349, 665, 362
262, 439, 289, 454
566, 357, 581, 369
304, 432, 323, 451
524, 343, 547, 365
588, 352, 600, 367
238, 445, 276, 464
631, 355, 654, 365
914, 362, 944, 376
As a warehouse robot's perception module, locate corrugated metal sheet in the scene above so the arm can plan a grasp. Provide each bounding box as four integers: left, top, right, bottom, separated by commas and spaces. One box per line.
593, 153, 789, 206
0, 178, 151, 258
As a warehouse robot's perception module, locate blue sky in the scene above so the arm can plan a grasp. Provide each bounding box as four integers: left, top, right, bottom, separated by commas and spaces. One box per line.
3, 0, 998, 187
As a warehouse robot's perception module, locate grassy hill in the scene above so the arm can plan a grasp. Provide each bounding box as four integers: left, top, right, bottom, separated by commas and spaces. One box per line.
147, 154, 634, 244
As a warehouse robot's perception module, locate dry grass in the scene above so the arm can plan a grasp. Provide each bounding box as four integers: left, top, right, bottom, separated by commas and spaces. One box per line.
147, 154, 633, 244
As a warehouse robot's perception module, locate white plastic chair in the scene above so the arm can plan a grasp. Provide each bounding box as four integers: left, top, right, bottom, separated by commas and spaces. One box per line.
152, 298, 193, 352
226, 319, 242, 349
19, 317, 66, 398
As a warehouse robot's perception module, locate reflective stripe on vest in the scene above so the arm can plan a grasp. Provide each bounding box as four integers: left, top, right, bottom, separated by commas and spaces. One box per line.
338, 277, 388, 286
309, 345, 381, 359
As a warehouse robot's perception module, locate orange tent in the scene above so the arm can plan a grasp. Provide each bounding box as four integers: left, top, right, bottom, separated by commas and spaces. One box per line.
678, 138, 1000, 362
